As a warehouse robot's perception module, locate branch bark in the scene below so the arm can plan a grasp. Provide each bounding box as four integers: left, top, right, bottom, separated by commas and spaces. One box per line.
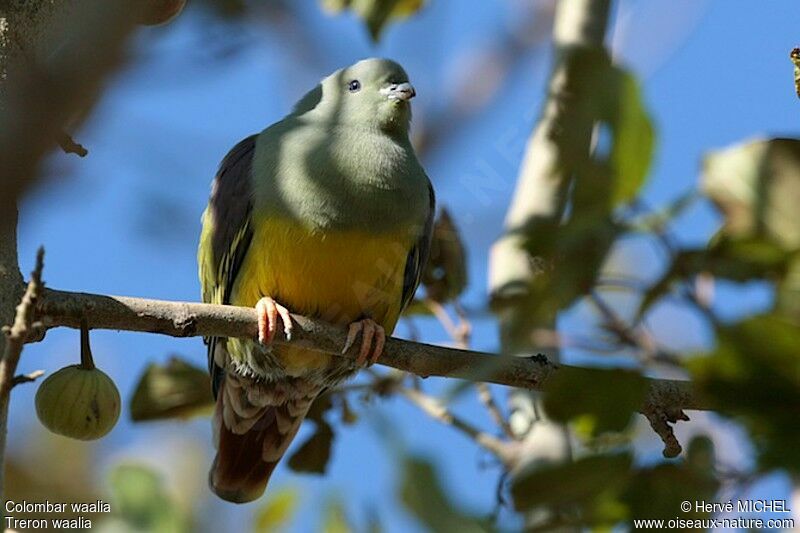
31, 286, 710, 414
0, 249, 43, 517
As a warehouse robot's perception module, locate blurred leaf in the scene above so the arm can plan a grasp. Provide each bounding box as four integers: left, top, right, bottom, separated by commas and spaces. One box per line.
777, 257, 800, 319
498, 50, 653, 320
637, 237, 794, 319
522, 215, 620, 321
689, 314, 800, 473
686, 435, 716, 474
320, 0, 426, 41
565, 49, 656, 210
399, 457, 486, 533
253, 488, 299, 532
421, 207, 468, 304
109, 464, 189, 532
604, 67, 656, 206
510, 453, 632, 526
322, 498, 353, 533
129, 356, 213, 422
339, 396, 359, 425
543, 367, 646, 436
623, 438, 718, 521
287, 422, 334, 474
306, 391, 334, 424
702, 138, 800, 250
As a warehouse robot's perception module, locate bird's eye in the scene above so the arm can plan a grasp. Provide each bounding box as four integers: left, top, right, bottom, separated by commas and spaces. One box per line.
348, 80, 361, 92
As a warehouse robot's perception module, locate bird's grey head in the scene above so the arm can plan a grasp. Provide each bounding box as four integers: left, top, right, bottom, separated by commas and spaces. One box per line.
293, 58, 415, 135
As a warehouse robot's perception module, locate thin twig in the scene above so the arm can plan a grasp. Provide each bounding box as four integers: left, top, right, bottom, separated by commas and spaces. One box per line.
424, 298, 470, 349
0, 247, 45, 514
589, 291, 680, 366
398, 386, 519, 467
477, 383, 515, 439
428, 299, 512, 439
11, 369, 44, 387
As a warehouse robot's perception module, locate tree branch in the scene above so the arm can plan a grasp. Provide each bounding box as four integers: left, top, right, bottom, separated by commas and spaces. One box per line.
0, 248, 44, 514
32, 286, 710, 415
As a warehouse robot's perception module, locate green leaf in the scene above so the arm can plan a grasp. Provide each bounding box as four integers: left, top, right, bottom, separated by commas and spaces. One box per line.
686, 435, 716, 474
542, 367, 647, 435
321, 498, 353, 533
320, 0, 426, 41
287, 422, 335, 474
564, 49, 656, 210
510, 452, 632, 525
109, 464, 190, 532
499, 50, 654, 319
129, 356, 213, 422
399, 457, 486, 533
253, 488, 299, 532
623, 456, 718, 522
689, 314, 800, 474
607, 68, 656, 205
702, 138, 800, 250
521, 214, 620, 321
776, 257, 800, 320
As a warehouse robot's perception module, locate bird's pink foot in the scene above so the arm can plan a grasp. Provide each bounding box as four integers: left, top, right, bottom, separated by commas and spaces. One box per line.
342, 318, 385, 366
255, 296, 293, 346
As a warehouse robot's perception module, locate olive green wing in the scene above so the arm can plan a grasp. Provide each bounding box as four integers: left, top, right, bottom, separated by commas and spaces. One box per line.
198, 134, 258, 397
400, 179, 436, 312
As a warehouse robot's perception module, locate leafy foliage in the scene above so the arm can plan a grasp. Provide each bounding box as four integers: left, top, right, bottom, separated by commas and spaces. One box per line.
689, 314, 800, 474
320, 0, 426, 41
703, 138, 800, 249
107, 464, 191, 532
622, 437, 718, 521
129, 356, 213, 421
520, 49, 655, 320
253, 488, 299, 532
511, 437, 719, 529
542, 367, 646, 436
511, 453, 632, 527
288, 393, 336, 474
399, 456, 487, 533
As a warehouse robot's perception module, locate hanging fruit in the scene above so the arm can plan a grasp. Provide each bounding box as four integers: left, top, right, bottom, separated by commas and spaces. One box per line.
35, 321, 121, 441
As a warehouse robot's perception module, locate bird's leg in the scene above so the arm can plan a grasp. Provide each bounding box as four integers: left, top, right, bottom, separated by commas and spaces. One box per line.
342, 318, 386, 366
255, 296, 293, 346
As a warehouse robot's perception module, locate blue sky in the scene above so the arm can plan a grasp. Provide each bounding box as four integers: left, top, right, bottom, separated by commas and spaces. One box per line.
10, 1, 800, 530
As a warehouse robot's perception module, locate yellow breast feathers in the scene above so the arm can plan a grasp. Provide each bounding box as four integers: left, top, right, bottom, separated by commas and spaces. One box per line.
233, 215, 413, 333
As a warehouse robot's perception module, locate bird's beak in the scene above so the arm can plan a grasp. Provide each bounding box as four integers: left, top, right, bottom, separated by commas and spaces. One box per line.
381, 82, 416, 101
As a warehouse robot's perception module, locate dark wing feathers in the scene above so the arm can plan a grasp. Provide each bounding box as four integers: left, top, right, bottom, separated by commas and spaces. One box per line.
400, 180, 436, 312
205, 134, 258, 397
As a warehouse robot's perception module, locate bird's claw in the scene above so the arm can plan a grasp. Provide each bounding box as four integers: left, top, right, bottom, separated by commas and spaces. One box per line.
255, 297, 293, 346
342, 318, 385, 366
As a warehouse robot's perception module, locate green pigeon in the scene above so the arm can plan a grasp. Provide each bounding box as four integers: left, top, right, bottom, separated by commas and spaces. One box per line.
198, 58, 434, 503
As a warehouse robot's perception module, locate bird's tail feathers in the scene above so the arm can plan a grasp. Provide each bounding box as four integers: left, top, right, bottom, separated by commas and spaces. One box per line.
209, 373, 316, 503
